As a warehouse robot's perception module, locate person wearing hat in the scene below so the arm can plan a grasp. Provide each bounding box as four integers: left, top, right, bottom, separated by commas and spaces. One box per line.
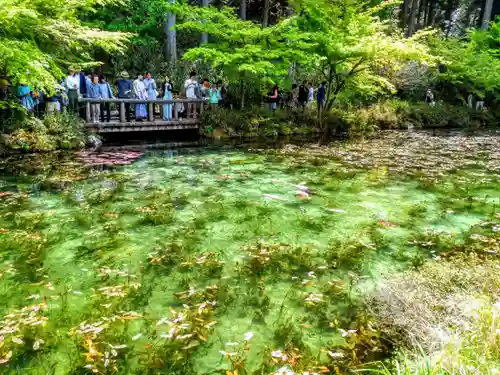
115, 71, 132, 121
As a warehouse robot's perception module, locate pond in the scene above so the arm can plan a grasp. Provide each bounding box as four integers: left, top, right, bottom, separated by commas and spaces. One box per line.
0, 130, 498, 374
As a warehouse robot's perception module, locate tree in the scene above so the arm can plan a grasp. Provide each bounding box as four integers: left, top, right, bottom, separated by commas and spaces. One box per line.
433, 21, 500, 97
170, 0, 432, 111
481, 0, 494, 29
201, 0, 209, 43
285, 0, 433, 108
166, 0, 178, 61
407, 0, 419, 37
84, 0, 169, 71
240, 0, 247, 20
0, 0, 128, 106
170, 3, 297, 107
263, 0, 271, 26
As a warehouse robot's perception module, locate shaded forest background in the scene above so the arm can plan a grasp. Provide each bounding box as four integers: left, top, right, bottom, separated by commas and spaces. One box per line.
84, 0, 500, 75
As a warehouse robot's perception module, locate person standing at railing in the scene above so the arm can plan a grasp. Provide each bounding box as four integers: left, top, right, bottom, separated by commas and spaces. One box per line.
116, 71, 132, 121
184, 71, 198, 118
162, 76, 173, 121
88, 75, 103, 123
64, 71, 80, 113
84, 73, 93, 98
98, 74, 114, 122
133, 73, 148, 121
144, 72, 157, 100
208, 82, 220, 107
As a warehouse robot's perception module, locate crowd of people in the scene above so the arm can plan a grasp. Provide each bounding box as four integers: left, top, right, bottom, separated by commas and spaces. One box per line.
11, 70, 329, 122
12, 70, 228, 123
267, 81, 327, 114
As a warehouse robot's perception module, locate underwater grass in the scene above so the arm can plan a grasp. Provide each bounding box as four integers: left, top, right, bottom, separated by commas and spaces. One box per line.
0, 131, 498, 374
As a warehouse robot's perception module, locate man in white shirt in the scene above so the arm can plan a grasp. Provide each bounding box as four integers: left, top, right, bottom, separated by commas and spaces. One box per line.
64, 71, 80, 113
307, 82, 314, 108
184, 71, 198, 118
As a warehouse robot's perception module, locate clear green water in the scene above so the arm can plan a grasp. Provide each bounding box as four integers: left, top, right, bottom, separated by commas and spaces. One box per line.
0, 131, 498, 374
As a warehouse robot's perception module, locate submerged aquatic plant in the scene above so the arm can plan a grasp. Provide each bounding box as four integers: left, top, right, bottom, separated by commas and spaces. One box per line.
0, 131, 498, 374
0, 302, 49, 365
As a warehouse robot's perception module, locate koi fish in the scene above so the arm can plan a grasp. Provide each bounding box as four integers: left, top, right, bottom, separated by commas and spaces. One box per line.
379, 220, 395, 227
295, 191, 310, 199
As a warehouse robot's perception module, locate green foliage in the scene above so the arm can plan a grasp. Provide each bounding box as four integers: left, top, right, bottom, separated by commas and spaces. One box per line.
1, 113, 86, 151
346, 100, 494, 136
172, 0, 432, 110
287, 0, 433, 107
0, 0, 129, 105
431, 23, 500, 98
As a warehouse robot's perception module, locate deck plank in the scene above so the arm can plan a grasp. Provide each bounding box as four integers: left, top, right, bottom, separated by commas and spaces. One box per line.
84, 120, 199, 133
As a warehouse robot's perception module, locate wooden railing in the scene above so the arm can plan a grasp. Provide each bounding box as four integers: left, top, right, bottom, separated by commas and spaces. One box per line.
79, 98, 206, 132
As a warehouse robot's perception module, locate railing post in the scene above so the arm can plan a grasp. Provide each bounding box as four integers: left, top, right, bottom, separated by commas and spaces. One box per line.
85, 101, 91, 123
148, 102, 154, 122
199, 100, 204, 116
174, 100, 179, 121
120, 102, 126, 123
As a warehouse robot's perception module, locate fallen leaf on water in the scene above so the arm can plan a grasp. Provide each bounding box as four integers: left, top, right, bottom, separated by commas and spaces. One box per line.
327, 208, 345, 213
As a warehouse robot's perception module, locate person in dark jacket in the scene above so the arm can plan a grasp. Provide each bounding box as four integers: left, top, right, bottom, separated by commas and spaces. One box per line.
298, 81, 308, 108
115, 71, 133, 121
216, 80, 226, 106
317, 81, 327, 115
79, 71, 88, 97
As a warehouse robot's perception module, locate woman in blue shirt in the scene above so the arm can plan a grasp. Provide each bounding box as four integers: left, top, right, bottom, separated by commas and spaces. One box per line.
17, 84, 34, 112
162, 77, 173, 121
88, 75, 103, 123
144, 72, 157, 100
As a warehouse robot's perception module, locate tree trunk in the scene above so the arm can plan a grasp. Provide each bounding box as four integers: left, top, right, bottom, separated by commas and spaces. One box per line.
482, 0, 494, 29
444, 0, 459, 36
240, 0, 247, 20
201, 0, 209, 43
400, 0, 409, 28
406, 0, 419, 37
240, 80, 245, 109
426, 0, 434, 27
422, 0, 428, 27
164, 0, 177, 62
263, 0, 270, 26
417, 0, 425, 27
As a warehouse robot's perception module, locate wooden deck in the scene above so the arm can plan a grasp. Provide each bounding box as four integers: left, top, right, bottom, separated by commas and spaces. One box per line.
80, 98, 203, 133
85, 119, 199, 133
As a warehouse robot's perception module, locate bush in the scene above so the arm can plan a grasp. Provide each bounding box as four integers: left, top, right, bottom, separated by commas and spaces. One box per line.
200, 100, 497, 139
402, 103, 494, 129
201, 106, 332, 138
366, 299, 500, 375
1, 112, 86, 152
346, 100, 495, 136
366, 253, 500, 350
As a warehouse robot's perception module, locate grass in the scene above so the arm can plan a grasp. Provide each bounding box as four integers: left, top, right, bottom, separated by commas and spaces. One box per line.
361, 298, 500, 374
0, 131, 498, 374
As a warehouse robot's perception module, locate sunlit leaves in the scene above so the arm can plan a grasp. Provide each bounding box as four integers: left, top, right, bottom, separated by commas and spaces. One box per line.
0, 0, 130, 101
